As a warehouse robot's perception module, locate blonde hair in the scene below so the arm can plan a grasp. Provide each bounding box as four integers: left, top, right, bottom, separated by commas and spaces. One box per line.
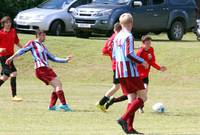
119, 13, 133, 26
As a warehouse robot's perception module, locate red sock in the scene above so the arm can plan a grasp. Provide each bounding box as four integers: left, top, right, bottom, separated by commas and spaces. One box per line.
127, 103, 135, 131
122, 98, 143, 121
56, 90, 67, 105
49, 91, 58, 108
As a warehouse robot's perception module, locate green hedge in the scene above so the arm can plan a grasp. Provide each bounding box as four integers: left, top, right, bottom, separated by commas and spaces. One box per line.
0, 0, 46, 19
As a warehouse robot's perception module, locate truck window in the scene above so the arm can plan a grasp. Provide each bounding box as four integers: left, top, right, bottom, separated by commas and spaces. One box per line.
133, 0, 150, 6
169, 0, 191, 5
71, 0, 92, 8
152, 0, 164, 5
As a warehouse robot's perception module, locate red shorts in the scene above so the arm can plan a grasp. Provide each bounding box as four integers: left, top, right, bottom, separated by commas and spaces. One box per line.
119, 77, 145, 95
35, 67, 57, 85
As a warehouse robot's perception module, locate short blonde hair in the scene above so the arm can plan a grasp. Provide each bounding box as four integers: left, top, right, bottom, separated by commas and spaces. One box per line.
119, 13, 133, 26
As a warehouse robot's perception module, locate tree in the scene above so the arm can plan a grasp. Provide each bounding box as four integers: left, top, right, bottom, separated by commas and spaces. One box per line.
0, 0, 46, 19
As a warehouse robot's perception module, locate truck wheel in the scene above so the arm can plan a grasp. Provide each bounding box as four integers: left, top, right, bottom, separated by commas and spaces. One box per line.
75, 30, 91, 38
167, 21, 184, 41
50, 21, 63, 36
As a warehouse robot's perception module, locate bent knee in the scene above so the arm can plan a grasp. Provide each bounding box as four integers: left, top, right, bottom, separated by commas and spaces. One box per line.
0, 75, 9, 81
114, 84, 120, 90
138, 95, 147, 103
10, 72, 17, 77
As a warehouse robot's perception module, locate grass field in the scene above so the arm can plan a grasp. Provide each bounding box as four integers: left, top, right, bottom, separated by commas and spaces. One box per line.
0, 33, 200, 135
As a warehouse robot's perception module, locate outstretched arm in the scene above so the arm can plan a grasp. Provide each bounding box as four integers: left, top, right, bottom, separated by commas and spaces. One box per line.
6, 40, 33, 65
150, 49, 167, 72
47, 50, 72, 63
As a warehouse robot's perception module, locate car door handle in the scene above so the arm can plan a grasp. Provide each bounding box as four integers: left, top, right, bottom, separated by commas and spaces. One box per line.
147, 9, 154, 12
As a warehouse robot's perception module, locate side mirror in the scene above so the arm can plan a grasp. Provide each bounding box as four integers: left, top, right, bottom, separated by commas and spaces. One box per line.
133, 1, 142, 7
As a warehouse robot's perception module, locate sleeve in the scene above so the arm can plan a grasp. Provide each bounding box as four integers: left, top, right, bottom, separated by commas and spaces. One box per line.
102, 36, 113, 57
149, 48, 161, 70
47, 50, 67, 63
136, 48, 143, 57
102, 39, 110, 55
16, 40, 33, 56
14, 30, 19, 44
125, 35, 144, 64
112, 42, 116, 61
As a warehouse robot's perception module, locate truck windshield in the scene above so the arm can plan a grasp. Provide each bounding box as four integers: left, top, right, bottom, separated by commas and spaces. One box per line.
92, 0, 129, 4
38, 0, 74, 9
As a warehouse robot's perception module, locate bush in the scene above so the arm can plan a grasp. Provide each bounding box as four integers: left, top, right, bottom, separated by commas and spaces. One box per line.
0, 0, 46, 19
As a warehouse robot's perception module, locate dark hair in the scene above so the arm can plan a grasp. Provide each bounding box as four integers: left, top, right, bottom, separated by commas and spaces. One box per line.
35, 29, 45, 37
114, 22, 122, 32
141, 35, 152, 43
1, 16, 11, 27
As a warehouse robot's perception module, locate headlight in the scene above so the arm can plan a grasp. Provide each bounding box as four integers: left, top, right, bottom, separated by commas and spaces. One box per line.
71, 9, 78, 16
35, 15, 45, 20
94, 10, 112, 16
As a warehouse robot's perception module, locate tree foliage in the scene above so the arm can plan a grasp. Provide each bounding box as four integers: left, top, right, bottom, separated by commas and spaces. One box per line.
0, 0, 46, 19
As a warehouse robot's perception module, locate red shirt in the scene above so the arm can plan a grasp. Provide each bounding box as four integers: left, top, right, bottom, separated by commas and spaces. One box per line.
102, 33, 116, 71
0, 28, 19, 56
136, 46, 161, 79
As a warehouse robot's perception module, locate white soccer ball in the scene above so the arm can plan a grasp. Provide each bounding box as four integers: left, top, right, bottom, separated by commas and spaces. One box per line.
152, 102, 165, 113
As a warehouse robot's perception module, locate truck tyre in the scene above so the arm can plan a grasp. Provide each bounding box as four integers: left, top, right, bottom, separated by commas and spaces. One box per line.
167, 21, 184, 41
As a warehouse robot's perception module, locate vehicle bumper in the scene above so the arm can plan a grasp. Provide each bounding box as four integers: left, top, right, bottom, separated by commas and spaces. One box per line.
72, 16, 113, 32
14, 19, 49, 31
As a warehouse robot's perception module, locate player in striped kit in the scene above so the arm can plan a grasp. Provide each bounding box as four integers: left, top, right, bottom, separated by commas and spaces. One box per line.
113, 13, 148, 134
6, 30, 72, 111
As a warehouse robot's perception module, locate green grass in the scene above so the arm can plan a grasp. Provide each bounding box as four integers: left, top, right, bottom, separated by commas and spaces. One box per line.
0, 33, 200, 135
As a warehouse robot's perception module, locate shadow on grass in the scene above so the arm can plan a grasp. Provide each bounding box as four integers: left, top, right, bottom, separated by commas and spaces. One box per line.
72, 109, 96, 113
150, 112, 200, 117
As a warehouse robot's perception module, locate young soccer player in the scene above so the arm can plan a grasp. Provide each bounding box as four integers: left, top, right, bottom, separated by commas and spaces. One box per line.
113, 13, 148, 134
0, 16, 23, 101
6, 30, 72, 111
136, 35, 167, 113
96, 22, 123, 112
105, 36, 167, 114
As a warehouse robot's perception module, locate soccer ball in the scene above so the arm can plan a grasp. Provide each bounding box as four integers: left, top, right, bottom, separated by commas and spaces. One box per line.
152, 102, 165, 113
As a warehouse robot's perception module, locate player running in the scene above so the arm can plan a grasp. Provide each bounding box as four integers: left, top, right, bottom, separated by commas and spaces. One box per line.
6, 30, 72, 111
0, 16, 23, 101
96, 22, 123, 112
113, 13, 148, 134
105, 35, 167, 114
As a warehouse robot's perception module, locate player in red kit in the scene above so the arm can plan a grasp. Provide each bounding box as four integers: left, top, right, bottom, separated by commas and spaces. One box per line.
136, 35, 167, 113
0, 16, 23, 101
96, 23, 123, 112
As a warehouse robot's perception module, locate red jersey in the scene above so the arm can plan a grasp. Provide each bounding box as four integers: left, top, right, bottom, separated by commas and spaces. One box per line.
0, 28, 19, 56
102, 33, 116, 71
136, 46, 161, 79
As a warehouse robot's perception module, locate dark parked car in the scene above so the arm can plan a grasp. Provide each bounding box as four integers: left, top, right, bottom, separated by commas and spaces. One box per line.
71, 0, 198, 40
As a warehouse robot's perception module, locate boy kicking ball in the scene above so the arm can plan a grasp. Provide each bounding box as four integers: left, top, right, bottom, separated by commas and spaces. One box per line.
136, 35, 167, 113
113, 13, 148, 134
6, 30, 72, 112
